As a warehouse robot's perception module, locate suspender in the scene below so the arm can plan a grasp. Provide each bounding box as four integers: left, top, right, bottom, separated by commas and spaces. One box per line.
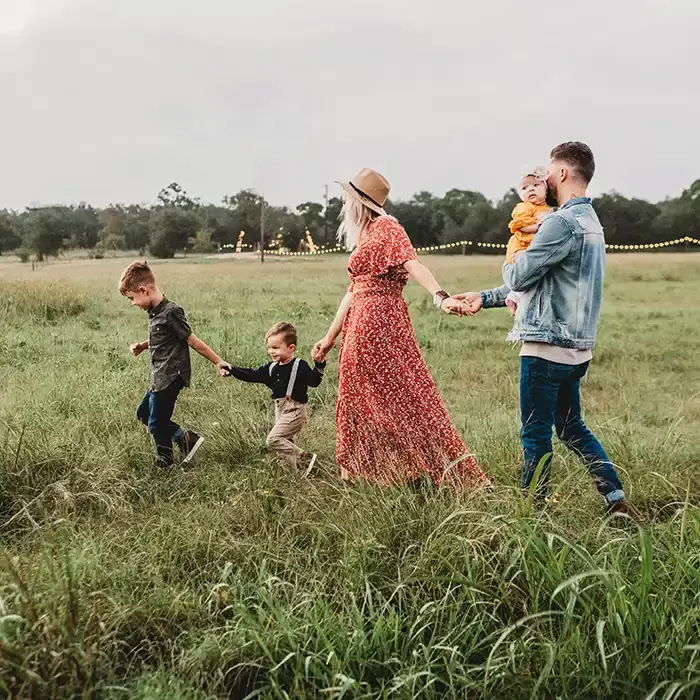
286, 358, 300, 399
269, 358, 301, 400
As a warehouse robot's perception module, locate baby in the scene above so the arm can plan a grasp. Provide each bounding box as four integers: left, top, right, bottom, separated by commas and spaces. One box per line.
505, 168, 552, 315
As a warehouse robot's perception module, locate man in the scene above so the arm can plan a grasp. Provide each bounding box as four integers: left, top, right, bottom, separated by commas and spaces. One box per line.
457, 142, 629, 513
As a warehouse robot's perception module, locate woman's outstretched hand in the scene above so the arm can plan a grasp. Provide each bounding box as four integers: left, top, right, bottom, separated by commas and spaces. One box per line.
312, 336, 336, 363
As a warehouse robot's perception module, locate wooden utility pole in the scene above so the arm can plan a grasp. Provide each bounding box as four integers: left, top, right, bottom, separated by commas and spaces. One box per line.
260, 196, 265, 263
323, 184, 329, 246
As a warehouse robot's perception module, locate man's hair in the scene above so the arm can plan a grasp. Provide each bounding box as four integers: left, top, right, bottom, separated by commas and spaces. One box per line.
265, 322, 297, 346
550, 141, 595, 184
119, 260, 156, 295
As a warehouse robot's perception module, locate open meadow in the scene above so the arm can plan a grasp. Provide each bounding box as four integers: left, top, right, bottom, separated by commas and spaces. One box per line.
0, 252, 699, 699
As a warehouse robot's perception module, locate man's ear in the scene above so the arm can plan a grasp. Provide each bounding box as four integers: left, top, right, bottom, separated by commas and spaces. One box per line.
558, 165, 569, 183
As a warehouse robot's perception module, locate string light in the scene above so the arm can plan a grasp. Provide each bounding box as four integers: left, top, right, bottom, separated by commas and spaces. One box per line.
219, 236, 700, 257
604, 236, 699, 251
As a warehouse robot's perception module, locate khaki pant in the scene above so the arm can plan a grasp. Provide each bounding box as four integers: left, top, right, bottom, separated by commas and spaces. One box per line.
266, 398, 308, 468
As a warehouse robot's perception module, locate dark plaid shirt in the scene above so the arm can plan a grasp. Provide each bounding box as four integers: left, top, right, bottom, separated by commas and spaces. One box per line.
148, 298, 192, 392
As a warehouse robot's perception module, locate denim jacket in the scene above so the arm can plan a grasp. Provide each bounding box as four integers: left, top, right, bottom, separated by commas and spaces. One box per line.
481, 197, 605, 350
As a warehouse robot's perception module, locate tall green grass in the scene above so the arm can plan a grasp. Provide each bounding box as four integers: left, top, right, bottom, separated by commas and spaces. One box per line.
0, 254, 699, 698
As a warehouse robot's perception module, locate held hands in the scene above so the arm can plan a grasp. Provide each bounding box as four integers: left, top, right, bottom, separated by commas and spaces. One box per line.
451, 291, 483, 315
441, 298, 474, 316
216, 360, 233, 377
312, 336, 335, 364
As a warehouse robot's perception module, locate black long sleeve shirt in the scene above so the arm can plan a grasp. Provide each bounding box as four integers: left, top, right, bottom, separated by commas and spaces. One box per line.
228, 358, 326, 404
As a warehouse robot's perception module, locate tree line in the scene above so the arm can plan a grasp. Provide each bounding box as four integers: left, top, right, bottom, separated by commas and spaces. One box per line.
1, 178, 699, 261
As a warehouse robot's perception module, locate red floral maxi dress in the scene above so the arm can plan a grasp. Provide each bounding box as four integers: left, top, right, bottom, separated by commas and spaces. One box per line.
336, 216, 486, 487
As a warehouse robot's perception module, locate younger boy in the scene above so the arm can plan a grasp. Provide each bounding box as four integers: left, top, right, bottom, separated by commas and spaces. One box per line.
226, 322, 325, 475
119, 261, 231, 467
505, 169, 552, 315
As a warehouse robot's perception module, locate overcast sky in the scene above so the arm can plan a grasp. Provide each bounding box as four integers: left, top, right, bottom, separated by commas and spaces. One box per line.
1, 0, 698, 210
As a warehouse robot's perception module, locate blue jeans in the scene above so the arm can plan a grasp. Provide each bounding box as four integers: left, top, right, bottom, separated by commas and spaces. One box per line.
519, 357, 624, 504
136, 377, 184, 466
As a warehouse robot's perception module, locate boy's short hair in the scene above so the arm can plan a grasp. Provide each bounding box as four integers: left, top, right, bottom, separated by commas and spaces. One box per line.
265, 322, 297, 346
119, 260, 156, 295
550, 142, 595, 184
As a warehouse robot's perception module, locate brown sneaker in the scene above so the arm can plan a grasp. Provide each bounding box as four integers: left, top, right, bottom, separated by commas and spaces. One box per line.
298, 452, 318, 477
177, 430, 205, 464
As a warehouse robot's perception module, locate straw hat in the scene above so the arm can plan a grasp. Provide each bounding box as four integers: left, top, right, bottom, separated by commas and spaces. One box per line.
337, 168, 390, 215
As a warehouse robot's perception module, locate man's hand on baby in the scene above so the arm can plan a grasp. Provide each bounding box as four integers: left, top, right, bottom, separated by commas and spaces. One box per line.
505, 299, 518, 319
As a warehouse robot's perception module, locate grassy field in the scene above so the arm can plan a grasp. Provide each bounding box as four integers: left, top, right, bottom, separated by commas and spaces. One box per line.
0, 253, 699, 699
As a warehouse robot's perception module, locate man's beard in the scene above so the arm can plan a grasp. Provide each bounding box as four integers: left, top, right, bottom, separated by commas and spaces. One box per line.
545, 183, 559, 208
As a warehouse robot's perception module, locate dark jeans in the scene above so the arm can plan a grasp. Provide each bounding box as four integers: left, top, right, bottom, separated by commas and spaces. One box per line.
520, 357, 624, 504
137, 377, 184, 466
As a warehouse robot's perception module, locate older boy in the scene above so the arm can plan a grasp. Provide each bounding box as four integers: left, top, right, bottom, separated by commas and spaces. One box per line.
119, 261, 231, 467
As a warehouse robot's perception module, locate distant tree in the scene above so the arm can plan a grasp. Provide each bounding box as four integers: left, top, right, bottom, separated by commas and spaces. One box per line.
149, 208, 200, 258
201, 205, 237, 246
275, 208, 305, 250
190, 229, 217, 254
98, 207, 129, 251
437, 189, 499, 249
296, 201, 324, 246
24, 208, 70, 260
652, 179, 700, 244
481, 188, 522, 249
387, 191, 443, 248
124, 205, 151, 251
594, 192, 661, 245
222, 190, 268, 245
157, 182, 200, 210
66, 203, 101, 249
324, 197, 342, 245
0, 211, 21, 254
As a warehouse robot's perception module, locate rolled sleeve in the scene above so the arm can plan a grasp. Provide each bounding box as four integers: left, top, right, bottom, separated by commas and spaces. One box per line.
168, 305, 192, 341
480, 285, 509, 308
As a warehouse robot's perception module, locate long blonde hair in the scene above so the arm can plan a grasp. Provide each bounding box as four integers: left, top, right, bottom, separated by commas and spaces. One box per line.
337, 194, 380, 250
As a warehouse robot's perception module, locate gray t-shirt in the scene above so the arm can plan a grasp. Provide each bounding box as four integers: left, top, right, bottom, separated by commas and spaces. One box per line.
520, 342, 592, 365
148, 298, 192, 392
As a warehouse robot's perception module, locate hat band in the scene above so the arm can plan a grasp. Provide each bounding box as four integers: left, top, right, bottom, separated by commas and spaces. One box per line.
350, 181, 385, 210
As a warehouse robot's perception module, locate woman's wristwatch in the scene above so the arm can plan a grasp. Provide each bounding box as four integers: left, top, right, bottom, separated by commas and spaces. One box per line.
433, 290, 451, 308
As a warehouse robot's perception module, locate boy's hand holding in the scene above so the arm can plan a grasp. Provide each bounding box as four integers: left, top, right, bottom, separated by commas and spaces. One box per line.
130, 341, 147, 357
313, 337, 335, 364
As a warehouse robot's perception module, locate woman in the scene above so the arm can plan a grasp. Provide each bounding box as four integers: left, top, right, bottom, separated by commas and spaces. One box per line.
313, 168, 487, 488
